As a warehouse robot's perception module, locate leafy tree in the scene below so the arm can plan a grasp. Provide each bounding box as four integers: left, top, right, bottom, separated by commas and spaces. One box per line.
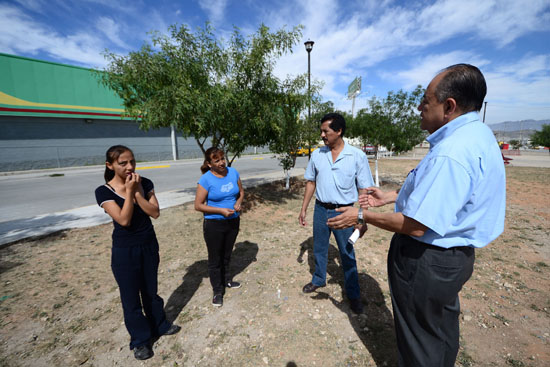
531, 124, 550, 153
100, 23, 303, 164
268, 75, 323, 188
350, 86, 425, 155
348, 85, 425, 185
269, 75, 308, 187
508, 139, 521, 150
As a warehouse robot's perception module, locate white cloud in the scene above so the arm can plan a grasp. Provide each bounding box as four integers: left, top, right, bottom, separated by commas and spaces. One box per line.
267, 0, 550, 121
387, 51, 491, 89
483, 55, 550, 123
198, 0, 228, 24
13, 0, 44, 12
0, 4, 107, 67
2, 0, 548, 122
96, 17, 130, 50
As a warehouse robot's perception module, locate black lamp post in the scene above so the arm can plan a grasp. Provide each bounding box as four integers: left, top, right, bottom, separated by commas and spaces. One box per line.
304, 40, 314, 157
304, 39, 314, 125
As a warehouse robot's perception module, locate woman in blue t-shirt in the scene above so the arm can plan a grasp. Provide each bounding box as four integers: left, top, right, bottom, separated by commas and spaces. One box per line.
94, 145, 180, 361
194, 147, 244, 307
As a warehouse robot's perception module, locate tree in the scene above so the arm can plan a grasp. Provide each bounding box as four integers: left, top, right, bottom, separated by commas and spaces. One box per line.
530, 124, 550, 153
100, 23, 303, 164
348, 85, 425, 185
509, 139, 521, 150
268, 75, 322, 188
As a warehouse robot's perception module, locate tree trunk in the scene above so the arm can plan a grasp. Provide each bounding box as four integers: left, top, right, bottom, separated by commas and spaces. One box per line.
285, 170, 290, 190
374, 146, 380, 187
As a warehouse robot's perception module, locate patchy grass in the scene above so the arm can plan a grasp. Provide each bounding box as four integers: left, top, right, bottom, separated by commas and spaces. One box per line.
0, 160, 549, 366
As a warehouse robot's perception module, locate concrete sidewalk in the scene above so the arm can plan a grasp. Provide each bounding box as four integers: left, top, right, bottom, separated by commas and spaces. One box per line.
0, 168, 305, 247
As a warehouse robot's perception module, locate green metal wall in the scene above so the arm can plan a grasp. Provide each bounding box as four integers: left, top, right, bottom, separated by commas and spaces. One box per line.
0, 53, 125, 119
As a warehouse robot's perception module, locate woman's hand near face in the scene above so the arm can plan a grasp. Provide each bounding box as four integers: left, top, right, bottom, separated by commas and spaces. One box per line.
125, 173, 139, 195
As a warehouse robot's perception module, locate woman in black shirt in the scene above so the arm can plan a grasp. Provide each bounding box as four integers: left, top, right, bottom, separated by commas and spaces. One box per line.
95, 145, 180, 360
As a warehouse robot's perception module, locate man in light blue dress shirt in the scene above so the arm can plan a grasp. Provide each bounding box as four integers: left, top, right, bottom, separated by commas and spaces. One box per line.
328, 65, 506, 366
299, 113, 374, 314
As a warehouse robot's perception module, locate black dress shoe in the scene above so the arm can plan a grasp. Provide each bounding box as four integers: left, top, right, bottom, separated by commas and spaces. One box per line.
162, 324, 181, 336
302, 282, 324, 294
349, 298, 364, 314
134, 344, 154, 360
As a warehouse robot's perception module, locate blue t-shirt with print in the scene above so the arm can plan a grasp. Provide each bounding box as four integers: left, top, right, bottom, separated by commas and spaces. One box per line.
198, 167, 240, 220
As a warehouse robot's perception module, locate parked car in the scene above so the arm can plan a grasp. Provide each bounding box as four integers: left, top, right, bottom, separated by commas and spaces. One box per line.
291, 145, 319, 156
362, 145, 376, 155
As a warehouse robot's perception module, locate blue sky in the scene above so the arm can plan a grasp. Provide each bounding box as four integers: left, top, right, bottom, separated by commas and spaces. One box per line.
1, 0, 549, 125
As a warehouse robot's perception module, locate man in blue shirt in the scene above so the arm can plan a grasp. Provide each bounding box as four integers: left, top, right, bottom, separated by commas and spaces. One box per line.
299, 112, 374, 314
328, 64, 506, 367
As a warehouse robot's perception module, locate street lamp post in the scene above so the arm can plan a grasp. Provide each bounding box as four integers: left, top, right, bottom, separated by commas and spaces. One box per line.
304, 39, 314, 157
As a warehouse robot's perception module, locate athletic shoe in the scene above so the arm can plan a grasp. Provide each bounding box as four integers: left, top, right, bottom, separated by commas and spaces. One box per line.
212, 294, 223, 307
226, 281, 241, 289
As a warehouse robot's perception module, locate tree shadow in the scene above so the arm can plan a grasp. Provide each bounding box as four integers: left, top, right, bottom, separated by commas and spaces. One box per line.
299, 237, 397, 366
164, 240, 258, 323
241, 178, 306, 213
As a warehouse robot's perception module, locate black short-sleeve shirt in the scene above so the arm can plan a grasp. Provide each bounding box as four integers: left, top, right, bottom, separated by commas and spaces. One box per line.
95, 177, 156, 247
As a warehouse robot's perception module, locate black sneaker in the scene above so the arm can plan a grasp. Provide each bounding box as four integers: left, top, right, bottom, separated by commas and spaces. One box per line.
212, 293, 223, 307
226, 281, 241, 289
134, 344, 153, 360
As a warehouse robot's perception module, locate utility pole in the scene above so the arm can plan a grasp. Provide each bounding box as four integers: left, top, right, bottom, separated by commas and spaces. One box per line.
482, 101, 487, 123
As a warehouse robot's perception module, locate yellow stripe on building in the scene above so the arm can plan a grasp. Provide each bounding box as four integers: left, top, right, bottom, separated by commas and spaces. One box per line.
0, 91, 125, 112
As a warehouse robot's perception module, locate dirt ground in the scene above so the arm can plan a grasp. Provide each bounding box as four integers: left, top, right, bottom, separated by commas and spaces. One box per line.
0, 159, 548, 367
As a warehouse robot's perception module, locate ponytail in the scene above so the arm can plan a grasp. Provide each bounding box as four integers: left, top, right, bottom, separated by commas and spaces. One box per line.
200, 162, 210, 174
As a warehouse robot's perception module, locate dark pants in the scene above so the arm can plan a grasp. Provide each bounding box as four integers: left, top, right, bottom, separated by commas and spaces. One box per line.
388, 233, 475, 367
111, 238, 171, 349
203, 217, 240, 295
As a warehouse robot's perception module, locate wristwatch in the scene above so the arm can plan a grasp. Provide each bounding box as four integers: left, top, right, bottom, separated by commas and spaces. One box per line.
357, 208, 364, 225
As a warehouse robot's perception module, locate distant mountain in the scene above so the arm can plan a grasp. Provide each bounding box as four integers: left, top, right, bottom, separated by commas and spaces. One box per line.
488, 119, 549, 132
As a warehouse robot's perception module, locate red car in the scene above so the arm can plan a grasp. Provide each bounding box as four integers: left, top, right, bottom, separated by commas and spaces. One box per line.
362, 145, 376, 154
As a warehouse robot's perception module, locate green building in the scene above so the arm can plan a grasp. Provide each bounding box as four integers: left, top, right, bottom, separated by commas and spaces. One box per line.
0, 53, 192, 171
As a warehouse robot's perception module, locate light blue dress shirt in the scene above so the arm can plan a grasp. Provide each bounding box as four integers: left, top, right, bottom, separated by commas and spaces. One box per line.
395, 112, 506, 248
305, 142, 374, 204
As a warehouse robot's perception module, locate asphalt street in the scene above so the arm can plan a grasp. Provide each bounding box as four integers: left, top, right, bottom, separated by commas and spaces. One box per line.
1, 151, 547, 246
0, 154, 308, 246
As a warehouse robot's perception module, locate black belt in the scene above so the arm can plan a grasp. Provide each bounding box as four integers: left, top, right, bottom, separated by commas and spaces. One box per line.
315, 199, 353, 210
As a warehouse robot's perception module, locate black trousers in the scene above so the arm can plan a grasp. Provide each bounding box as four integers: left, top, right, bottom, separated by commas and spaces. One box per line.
203, 217, 240, 295
388, 233, 475, 367
111, 238, 171, 349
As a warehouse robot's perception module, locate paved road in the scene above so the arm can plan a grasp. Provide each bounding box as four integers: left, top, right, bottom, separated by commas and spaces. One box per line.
1, 151, 547, 246
0, 154, 308, 246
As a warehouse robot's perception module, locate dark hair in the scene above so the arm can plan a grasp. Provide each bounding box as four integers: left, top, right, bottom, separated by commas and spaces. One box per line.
320, 112, 346, 137
104, 145, 133, 182
435, 64, 487, 112
200, 147, 225, 174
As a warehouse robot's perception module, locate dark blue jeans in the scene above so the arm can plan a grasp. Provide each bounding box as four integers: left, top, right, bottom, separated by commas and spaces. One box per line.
111, 238, 171, 349
311, 202, 360, 300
